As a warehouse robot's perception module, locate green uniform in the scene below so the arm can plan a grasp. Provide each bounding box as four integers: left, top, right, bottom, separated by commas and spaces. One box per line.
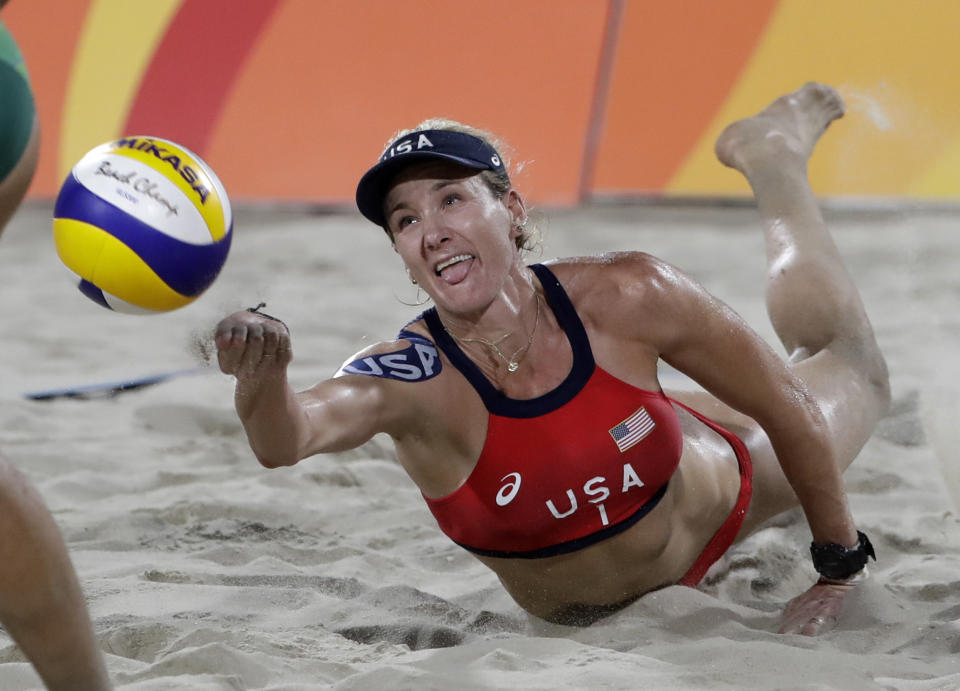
0, 18, 35, 181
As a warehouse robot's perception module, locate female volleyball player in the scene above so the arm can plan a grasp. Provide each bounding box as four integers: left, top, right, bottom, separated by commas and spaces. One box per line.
216, 83, 890, 636
0, 7, 112, 689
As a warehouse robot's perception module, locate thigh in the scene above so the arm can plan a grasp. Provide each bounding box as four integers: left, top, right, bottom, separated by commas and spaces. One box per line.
789, 348, 888, 470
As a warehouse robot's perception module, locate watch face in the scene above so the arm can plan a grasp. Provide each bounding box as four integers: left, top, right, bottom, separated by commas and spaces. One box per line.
811, 531, 876, 580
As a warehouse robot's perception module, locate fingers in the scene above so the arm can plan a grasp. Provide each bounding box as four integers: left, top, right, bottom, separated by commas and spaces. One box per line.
214, 311, 291, 377
801, 614, 836, 636
777, 581, 852, 636
778, 610, 838, 636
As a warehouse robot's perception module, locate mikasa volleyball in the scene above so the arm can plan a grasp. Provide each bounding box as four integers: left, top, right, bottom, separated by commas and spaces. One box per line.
53, 136, 232, 313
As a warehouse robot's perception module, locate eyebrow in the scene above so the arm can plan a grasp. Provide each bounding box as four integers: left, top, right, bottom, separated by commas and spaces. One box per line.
385, 180, 462, 220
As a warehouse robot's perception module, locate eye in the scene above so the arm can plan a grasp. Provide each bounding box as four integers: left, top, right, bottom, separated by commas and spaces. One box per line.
443, 193, 461, 207
395, 215, 418, 231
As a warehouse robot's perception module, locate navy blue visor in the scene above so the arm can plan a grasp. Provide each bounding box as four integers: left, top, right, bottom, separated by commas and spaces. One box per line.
355, 129, 507, 227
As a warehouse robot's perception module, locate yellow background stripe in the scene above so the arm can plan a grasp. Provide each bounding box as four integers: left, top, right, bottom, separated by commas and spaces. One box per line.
60, 0, 182, 179
667, 0, 960, 199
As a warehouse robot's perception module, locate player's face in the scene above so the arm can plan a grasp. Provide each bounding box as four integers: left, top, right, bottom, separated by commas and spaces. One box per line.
384, 161, 522, 314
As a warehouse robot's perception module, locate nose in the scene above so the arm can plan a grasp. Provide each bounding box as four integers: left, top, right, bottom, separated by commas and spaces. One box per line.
421, 214, 451, 251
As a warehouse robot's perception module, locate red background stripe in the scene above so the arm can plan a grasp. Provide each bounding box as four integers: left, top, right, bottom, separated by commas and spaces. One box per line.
591, 0, 779, 194
123, 0, 284, 154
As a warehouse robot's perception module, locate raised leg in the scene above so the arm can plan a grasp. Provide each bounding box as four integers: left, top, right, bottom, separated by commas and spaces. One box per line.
0, 455, 111, 690
715, 83, 890, 522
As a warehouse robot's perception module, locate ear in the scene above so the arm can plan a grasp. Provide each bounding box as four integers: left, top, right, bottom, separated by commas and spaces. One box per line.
504, 188, 527, 238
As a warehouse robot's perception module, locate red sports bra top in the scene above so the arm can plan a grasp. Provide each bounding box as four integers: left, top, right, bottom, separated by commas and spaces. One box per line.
417, 263, 683, 559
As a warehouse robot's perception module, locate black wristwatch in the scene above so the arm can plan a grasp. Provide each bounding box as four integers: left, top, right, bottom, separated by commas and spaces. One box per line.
810, 530, 876, 581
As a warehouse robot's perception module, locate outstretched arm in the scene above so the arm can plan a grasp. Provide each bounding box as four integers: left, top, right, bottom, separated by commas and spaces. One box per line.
216, 308, 306, 466
215, 309, 392, 467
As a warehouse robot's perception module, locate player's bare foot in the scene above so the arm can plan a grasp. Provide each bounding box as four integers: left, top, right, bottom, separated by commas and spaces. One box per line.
715, 82, 845, 175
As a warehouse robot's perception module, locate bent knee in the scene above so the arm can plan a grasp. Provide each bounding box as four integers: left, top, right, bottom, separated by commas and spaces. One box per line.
842, 342, 891, 419
793, 348, 891, 436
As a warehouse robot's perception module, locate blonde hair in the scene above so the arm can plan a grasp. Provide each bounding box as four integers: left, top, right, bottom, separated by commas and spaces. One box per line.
380, 118, 539, 253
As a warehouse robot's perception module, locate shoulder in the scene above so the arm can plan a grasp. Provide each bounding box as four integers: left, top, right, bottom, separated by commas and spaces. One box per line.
540, 252, 693, 310
335, 318, 442, 383
538, 253, 721, 353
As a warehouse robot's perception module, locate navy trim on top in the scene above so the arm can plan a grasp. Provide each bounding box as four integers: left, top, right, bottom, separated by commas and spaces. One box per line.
396, 327, 434, 347
456, 484, 668, 559
422, 263, 595, 418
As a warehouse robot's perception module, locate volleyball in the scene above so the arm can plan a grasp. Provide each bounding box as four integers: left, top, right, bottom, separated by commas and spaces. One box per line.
52, 136, 232, 313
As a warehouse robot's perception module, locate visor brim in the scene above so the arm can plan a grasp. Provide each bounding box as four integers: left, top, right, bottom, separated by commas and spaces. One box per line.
355, 152, 492, 227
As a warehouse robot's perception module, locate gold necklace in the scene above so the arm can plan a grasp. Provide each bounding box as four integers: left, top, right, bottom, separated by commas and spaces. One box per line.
446, 294, 542, 373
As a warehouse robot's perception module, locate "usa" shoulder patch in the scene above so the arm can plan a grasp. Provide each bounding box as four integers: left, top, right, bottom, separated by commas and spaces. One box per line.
340, 334, 441, 382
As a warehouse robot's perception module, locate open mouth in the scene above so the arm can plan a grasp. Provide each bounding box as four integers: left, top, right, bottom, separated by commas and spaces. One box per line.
434, 254, 474, 276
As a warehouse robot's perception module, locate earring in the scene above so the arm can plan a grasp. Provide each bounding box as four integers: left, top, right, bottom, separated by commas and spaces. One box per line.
397, 284, 430, 307
516, 218, 528, 231
406, 268, 417, 285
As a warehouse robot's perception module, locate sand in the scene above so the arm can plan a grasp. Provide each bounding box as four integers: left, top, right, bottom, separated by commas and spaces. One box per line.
1, 200, 959, 690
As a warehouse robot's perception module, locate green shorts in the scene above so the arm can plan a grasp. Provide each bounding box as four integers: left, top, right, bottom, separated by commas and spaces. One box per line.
0, 19, 35, 181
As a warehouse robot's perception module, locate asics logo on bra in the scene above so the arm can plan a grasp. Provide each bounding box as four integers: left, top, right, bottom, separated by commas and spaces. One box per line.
496, 473, 522, 506
495, 463, 646, 526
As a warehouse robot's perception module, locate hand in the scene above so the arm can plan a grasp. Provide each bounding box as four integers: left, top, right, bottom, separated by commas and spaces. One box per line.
215, 309, 292, 381
778, 578, 859, 636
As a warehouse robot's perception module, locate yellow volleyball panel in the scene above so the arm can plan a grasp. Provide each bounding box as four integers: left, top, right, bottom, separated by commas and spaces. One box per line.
53, 219, 194, 312
52, 217, 106, 281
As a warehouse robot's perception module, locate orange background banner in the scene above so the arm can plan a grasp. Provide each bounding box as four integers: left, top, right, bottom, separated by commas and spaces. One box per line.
7, 0, 960, 206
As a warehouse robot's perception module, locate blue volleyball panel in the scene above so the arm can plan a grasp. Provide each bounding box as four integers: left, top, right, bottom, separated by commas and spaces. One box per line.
77, 278, 113, 310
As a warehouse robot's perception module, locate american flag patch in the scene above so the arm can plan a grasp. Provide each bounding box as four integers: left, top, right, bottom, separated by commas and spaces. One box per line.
608, 407, 656, 452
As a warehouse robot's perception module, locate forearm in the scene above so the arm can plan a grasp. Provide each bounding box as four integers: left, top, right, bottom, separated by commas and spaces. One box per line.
766, 417, 858, 547
770, 410, 876, 636
235, 373, 309, 467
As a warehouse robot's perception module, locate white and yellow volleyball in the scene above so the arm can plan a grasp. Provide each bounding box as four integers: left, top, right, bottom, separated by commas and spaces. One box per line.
53, 136, 232, 313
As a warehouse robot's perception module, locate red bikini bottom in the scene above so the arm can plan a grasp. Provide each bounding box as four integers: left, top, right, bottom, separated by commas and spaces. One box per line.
670, 399, 754, 587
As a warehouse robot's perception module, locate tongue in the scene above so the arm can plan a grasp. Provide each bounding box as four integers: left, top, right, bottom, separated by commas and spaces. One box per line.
439, 258, 472, 284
